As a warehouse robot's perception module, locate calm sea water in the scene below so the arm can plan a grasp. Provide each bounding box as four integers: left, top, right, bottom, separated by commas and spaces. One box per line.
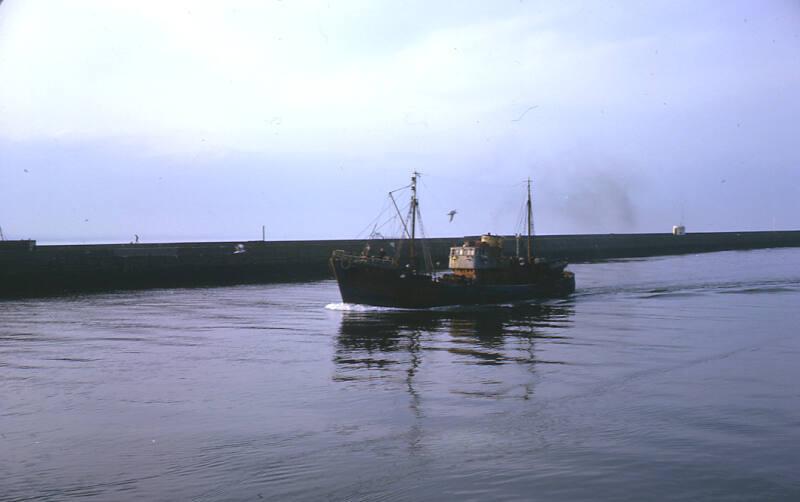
2, 248, 800, 501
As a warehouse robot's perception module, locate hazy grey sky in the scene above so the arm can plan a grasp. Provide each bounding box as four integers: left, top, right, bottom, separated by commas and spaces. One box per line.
1, 0, 798, 243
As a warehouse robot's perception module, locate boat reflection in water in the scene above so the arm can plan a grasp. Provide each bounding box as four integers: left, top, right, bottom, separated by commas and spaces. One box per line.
332, 301, 575, 402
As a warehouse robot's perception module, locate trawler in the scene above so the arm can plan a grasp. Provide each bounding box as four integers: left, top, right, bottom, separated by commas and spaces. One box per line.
330, 173, 575, 308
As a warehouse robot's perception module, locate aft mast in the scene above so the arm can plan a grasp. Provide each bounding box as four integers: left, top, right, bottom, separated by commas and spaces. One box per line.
526, 177, 533, 262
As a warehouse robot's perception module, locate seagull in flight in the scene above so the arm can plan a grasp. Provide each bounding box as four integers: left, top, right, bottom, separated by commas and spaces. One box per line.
447, 210, 457, 222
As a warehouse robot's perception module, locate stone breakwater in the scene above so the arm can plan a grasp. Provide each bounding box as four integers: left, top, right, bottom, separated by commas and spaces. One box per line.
2, 230, 799, 297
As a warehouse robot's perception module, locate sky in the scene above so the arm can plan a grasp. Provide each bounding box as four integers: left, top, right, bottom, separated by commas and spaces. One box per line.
1, 0, 799, 243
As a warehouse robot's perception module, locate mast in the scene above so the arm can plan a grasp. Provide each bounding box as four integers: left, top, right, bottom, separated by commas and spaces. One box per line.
410, 172, 418, 267
526, 177, 532, 262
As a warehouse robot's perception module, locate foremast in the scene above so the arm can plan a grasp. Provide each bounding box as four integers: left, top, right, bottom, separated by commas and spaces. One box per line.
387, 171, 426, 272
409, 171, 418, 268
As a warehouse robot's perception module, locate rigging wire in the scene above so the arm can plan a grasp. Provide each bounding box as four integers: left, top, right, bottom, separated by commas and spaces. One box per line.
388, 183, 412, 195
421, 172, 529, 190
355, 184, 416, 242
508, 177, 536, 237
417, 173, 535, 235
415, 203, 435, 273
528, 178, 536, 237
515, 198, 527, 236
390, 191, 413, 240
389, 197, 413, 261
374, 199, 411, 241
355, 197, 392, 239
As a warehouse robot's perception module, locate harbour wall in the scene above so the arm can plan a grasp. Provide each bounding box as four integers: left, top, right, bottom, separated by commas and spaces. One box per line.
2, 230, 799, 298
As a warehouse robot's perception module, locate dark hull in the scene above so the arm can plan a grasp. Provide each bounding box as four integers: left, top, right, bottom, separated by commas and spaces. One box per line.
330, 257, 575, 308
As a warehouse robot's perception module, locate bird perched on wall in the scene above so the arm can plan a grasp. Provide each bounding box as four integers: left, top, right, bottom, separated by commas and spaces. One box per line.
447, 210, 457, 222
